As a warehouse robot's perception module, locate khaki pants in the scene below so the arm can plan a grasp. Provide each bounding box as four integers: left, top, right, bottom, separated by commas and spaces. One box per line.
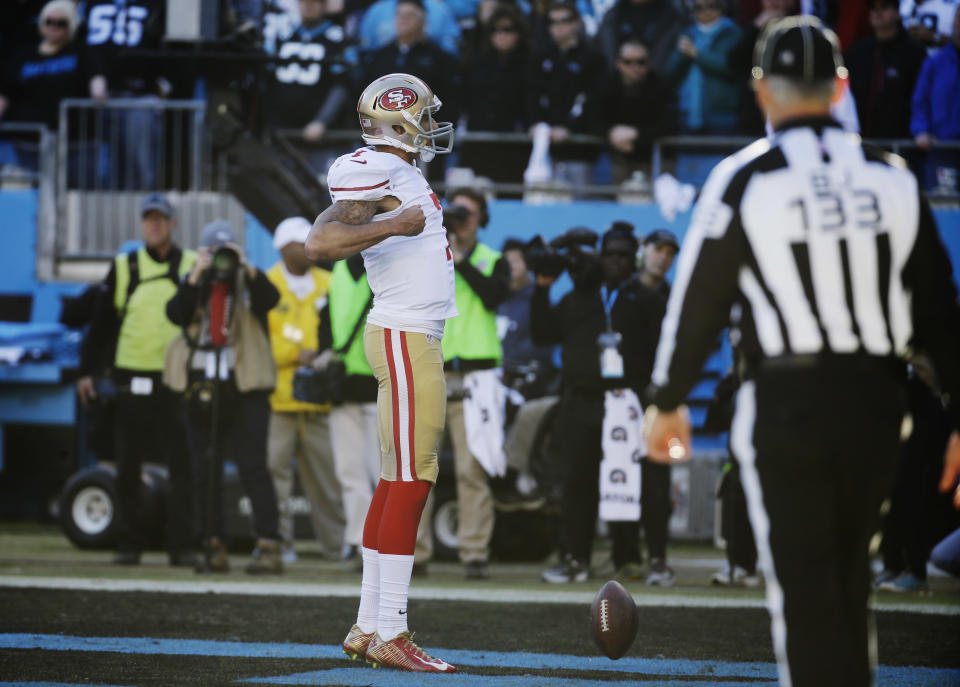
447, 372, 495, 564
364, 325, 446, 484
267, 410, 344, 555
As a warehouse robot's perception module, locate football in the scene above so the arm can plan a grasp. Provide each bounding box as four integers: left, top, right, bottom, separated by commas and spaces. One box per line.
590, 580, 639, 660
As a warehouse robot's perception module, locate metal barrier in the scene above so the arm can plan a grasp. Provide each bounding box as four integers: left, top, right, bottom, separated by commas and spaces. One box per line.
0, 123, 58, 279
278, 128, 960, 205
54, 99, 245, 276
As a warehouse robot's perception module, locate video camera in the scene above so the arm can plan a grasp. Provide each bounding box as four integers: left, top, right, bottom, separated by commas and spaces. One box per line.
443, 204, 472, 232
523, 227, 601, 281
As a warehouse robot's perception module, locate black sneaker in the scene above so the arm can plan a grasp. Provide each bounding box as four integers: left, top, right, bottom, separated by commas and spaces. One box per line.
465, 560, 490, 580
493, 484, 547, 512
541, 556, 588, 584
113, 550, 141, 566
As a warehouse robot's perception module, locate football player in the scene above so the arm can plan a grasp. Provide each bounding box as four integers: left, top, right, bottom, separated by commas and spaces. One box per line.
306, 72, 457, 673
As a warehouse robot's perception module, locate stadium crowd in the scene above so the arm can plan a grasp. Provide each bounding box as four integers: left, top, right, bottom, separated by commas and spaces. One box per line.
0, 0, 958, 591
0, 0, 958, 192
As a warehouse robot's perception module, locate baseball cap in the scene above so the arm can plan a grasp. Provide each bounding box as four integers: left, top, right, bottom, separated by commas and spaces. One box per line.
752, 16, 847, 83
200, 219, 236, 248
273, 217, 312, 251
644, 229, 679, 250
141, 193, 173, 218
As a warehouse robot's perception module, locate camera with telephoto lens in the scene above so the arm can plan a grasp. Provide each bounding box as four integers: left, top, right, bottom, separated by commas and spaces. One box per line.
443, 204, 471, 232
523, 227, 601, 280
210, 246, 240, 284
292, 361, 346, 405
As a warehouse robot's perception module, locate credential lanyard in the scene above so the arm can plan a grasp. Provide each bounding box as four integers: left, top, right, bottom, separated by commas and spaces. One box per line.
600, 285, 619, 331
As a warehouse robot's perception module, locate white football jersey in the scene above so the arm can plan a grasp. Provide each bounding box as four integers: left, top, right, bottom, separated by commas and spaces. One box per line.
327, 147, 457, 337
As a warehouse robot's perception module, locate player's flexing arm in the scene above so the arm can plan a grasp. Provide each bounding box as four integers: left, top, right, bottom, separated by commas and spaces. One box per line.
306, 199, 426, 261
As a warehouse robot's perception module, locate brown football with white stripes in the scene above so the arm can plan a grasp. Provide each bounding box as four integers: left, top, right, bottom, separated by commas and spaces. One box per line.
590, 579, 639, 660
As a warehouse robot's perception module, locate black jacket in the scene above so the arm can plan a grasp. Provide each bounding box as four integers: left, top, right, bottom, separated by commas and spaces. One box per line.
845, 28, 927, 138
359, 39, 462, 123
462, 47, 529, 132
531, 277, 665, 398
598, 69, 676, 160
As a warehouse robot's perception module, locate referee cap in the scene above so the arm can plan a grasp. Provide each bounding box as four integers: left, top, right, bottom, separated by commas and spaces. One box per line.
752, 16, 847, 83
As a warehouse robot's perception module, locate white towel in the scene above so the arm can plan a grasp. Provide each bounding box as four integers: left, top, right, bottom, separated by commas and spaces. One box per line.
462, 369, 508, 478
599, 389, 645, 522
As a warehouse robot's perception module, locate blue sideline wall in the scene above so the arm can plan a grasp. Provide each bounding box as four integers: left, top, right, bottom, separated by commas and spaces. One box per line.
2, 190, 960, 323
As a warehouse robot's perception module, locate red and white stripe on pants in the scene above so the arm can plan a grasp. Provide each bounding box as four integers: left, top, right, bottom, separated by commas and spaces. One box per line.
383, 328, 417, 481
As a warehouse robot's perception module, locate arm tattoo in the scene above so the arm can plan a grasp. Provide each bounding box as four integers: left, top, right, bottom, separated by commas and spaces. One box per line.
322, 200, 379, 226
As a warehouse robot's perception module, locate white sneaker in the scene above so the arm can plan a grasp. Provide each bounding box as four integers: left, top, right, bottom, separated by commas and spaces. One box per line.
281, 546, 298, 564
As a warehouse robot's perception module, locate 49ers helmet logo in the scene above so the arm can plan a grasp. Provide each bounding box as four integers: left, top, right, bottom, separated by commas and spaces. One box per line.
378, 87, 418, 111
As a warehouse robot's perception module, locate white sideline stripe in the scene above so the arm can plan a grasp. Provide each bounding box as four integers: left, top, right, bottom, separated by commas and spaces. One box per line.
0, 576, 956, 615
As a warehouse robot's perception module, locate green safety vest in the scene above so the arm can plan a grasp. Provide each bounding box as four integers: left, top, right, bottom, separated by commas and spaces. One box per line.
330, 260, 374, 377
113, 246, 197, 371
443, 242, 503, 363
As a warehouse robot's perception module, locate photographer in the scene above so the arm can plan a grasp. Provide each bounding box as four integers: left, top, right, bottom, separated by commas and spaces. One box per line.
265, 217, 344, 565
531, 223, 667, 584
443, 186, 510, 580
164, 220, 283, 575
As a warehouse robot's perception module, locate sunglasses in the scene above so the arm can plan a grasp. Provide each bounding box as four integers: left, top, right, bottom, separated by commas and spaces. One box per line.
45, 17, 69, 28
619, 57, 648, 66
492, 25, 518, 34
548, 16, 576, 25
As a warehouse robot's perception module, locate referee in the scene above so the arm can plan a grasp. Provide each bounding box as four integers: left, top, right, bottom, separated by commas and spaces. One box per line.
644, 16, 960, 687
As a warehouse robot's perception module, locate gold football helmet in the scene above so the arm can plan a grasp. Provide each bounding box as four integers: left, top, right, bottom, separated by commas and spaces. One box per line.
357, 73, 454, 162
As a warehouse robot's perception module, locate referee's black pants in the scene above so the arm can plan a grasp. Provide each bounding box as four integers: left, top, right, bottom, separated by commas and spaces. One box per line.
731, 360, 906, 687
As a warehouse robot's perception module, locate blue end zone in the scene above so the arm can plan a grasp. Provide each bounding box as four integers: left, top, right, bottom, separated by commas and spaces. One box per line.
1, 634, 957, 687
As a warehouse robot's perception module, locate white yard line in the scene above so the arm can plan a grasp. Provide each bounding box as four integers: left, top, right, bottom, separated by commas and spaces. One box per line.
0, 575, 956, 615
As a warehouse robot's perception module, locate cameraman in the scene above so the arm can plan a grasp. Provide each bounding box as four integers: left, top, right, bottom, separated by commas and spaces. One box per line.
532, 223, 666, 583
443, 186, 510, 580
164, 220, 283, 575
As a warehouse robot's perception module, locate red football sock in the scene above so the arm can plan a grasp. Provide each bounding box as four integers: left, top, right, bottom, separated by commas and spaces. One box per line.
362, 479, 391, 551
378, 480, 431, 555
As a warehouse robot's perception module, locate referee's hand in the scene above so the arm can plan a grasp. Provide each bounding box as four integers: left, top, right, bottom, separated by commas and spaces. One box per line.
940, 431, 960, 509
644, 406, 692, 464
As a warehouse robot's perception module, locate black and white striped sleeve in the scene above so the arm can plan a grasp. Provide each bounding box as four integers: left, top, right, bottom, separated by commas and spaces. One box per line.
647, 156, 750, 412
903, 194, 960, 430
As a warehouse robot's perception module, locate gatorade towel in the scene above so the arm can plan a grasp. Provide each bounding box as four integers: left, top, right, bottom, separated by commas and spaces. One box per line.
209, 282, 229, 347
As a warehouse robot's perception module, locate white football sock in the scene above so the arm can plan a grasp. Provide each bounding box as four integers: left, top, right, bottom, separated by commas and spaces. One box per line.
377, 552, 414, 640
355, 547, 380, 634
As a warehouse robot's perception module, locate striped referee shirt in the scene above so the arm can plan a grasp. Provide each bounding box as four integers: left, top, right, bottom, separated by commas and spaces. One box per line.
649, 116, 960, 427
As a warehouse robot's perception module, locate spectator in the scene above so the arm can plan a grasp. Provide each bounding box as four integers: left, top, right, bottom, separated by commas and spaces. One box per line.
83, 0, 172, 190
459, 3, 531, 184
0, 1, 91, 131
596, 0, 685, 74
357, 0, 461, 54
75, 193, 198, 568
443, 186, 511, 580
599, 39, 676, 184
325, 256, 436, 574
911, 7, 960, 193
845, 0, 926, 138
663, 0, 742, 135
165, 220, 284, 575
901, 0, 958, 53
637, 229, 679, 298
727, 0, 797, 135
265, 217, 346, 564
533, 224, 668, 584
263, 0, 358, 173
359, 0, 462, 128
497, 238, 555, 377
525, 1, 607, 190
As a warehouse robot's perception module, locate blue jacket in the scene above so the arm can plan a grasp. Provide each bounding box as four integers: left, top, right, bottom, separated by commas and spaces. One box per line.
911, 43, 960, 140
663, 17, 742, 133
